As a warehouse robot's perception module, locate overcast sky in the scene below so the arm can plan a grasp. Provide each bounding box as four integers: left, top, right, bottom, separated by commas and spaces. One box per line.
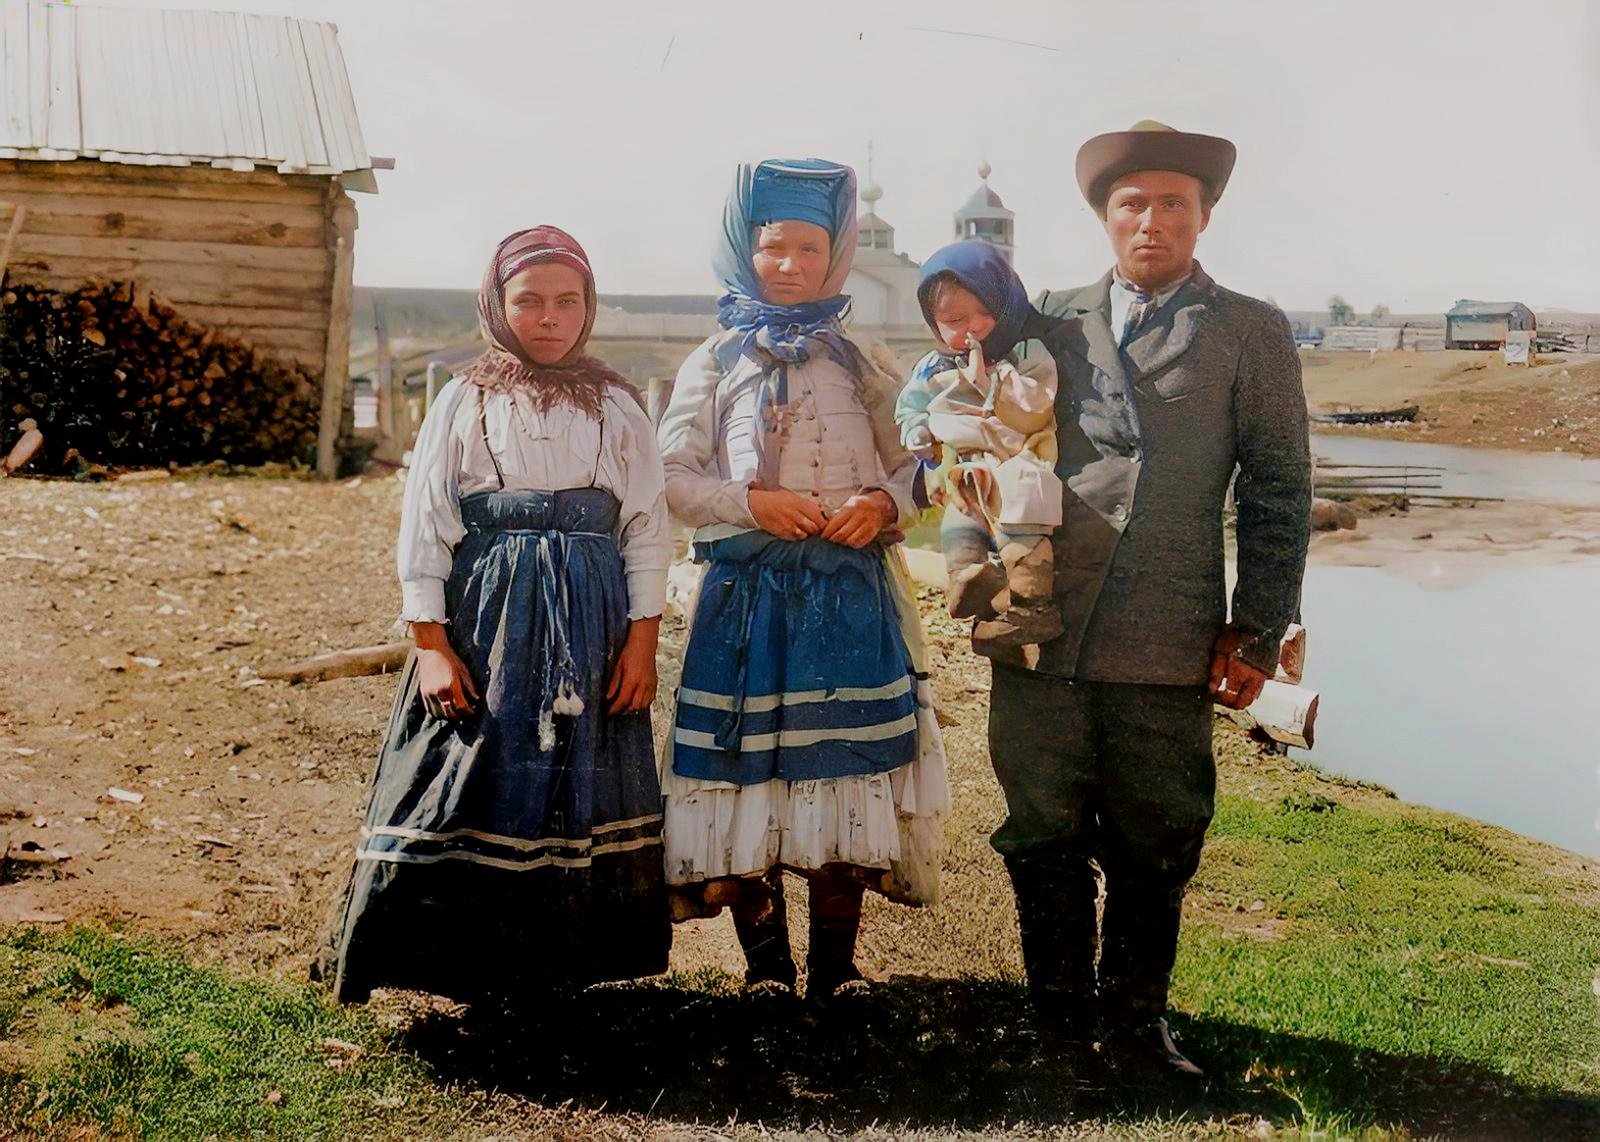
93, 0, 1600, 311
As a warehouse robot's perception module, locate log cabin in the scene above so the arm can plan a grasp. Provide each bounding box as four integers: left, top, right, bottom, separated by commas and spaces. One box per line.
0, 0, 385, 474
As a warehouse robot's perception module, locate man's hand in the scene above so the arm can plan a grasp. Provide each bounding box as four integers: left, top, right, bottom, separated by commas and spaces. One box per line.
606, 617, 660, 716
1209, 628, 1270, 710
821, 489, 896, 548
749, 487, 826, 540
412, 621, 480, 720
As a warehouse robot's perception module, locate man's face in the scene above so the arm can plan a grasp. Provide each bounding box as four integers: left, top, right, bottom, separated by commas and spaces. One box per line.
1102, 170, 1211, 290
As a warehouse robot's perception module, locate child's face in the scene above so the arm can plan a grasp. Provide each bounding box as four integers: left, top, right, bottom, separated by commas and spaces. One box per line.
503, 262, 587, 365
932, 283, 997, 354
751, 221, 832, 305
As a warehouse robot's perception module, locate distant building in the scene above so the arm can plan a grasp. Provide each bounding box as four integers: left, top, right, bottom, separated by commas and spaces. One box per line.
953, 162, 1015, 263
1445, 300, 1536, 349
845, 179, 924, 330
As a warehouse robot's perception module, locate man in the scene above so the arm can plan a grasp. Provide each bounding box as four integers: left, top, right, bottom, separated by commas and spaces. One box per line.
990, 121, 1311, 1081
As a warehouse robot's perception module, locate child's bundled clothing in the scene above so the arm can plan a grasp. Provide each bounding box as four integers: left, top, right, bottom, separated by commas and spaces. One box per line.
895, 240, 1064, 656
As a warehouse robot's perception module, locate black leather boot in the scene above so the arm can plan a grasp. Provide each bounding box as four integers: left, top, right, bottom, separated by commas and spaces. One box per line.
1098, 1016, 1205, 1085
732, 870, 797, 992
1003, 852, 1100, 1047
1097, 873, 1204, 1085
804, 868, 866, 1004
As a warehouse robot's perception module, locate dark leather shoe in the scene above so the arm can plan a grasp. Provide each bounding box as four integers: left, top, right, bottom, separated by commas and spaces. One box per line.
1099, 1017, 1205, 1085
804, 960, 867, 1006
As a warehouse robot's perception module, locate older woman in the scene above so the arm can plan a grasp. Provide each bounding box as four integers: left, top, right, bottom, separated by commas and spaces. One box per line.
326, 226, 671, 1009
657, 159, 950, 1002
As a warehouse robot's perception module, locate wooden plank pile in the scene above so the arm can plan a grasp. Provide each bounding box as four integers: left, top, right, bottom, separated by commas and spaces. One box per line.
0, 280, 320, 476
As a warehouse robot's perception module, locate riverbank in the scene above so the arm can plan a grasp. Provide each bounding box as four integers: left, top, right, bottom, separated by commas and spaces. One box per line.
3, 475, 1599, 1137
1304, 350, 1600, 457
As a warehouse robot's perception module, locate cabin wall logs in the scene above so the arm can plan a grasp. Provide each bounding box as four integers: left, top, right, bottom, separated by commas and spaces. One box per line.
0, 160, 343, 378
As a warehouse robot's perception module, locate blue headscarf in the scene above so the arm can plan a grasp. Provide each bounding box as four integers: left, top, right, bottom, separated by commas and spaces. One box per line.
916, 239, 1036, 361
712, 158, 861, 376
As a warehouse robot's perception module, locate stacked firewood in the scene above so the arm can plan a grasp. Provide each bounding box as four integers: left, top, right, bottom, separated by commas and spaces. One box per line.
0, 281, 319, 476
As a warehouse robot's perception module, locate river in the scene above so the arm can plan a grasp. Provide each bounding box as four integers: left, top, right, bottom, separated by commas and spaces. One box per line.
1300, 435, 1599, 855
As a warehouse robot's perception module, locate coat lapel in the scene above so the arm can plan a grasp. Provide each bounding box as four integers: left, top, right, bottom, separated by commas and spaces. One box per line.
1122, 263, 1217, 382
1051, 272, 1133, 404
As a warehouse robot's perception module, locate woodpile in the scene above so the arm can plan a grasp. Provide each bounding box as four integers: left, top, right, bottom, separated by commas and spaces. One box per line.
0, 280, 320, 476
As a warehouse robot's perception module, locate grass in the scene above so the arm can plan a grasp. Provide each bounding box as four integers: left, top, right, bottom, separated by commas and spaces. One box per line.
3, 743, 1599, 1139
0, 926, 444, 1139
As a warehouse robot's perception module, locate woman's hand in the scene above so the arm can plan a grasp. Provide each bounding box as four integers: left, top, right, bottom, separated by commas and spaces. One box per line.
821, 490, 896, 548
606, 617, 661, 716
411, 621, 480, 720
748, 487, 826, 540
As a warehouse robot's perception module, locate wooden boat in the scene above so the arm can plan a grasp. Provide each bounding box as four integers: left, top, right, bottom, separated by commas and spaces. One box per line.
1310, 405, 1420, 425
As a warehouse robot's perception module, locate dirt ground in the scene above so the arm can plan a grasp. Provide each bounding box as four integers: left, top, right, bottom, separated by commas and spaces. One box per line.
1302, 350, 1600, 456
0, 472, 1035, 988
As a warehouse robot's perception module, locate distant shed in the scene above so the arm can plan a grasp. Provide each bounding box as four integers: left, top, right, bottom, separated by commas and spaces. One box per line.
1444, 300, 1536, 350
0, 0, 385, 474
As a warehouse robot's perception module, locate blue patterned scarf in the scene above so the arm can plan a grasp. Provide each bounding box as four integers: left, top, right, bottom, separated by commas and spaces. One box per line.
710, 158, 863, 485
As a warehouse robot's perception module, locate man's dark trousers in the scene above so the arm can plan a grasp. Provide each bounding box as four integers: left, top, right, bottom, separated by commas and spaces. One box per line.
987, 665, 1215, 1026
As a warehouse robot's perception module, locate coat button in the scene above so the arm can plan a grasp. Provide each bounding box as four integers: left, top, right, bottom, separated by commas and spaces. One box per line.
1113, 504, 1128, 521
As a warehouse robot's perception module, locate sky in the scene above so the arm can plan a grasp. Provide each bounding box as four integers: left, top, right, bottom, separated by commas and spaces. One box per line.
84, 0, 1600, 311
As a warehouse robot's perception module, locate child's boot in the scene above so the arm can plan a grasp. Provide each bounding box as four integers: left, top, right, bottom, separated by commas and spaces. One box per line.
943, 531, 1006, 620
973, 537, 1063, 652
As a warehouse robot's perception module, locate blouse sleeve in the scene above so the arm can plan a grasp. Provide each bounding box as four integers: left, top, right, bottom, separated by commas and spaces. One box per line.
859, 358, 919, 525
396, 378, 469, 623
656, 335, 760, 530
611, 392, 672, 620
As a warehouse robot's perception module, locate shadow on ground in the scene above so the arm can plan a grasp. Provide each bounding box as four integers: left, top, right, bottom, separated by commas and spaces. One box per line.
393, 974, 1600, 1137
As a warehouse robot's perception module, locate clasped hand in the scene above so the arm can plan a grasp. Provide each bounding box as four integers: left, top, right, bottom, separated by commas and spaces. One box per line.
748, 487, 894, 548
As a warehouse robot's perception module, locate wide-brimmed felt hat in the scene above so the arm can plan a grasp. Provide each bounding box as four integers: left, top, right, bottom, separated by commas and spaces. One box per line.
1076, 120, 1237, 211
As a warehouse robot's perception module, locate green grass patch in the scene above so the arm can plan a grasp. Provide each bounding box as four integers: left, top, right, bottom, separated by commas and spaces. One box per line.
1173, 767, 1600, 1132
0, 926, 440, 1139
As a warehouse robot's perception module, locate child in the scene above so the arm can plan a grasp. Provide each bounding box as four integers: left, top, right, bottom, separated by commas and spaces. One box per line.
896, 240, 1064, 656
656, 158, 949, 1002
324, 227, 672, 1009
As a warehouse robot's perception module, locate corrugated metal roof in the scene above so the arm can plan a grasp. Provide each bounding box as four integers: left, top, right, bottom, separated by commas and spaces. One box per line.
0, 0, 372, 181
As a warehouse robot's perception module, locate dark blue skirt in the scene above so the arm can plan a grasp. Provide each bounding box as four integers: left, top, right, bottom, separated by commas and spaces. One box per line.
671, 532, 918, 785
330, 488, 668, 1004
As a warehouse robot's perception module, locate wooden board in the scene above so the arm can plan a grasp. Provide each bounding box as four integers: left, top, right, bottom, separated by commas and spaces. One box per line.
8, 257, 330, 296
11, 232, 330, 273
0, 194, 325, 247
0, 165, 327, 207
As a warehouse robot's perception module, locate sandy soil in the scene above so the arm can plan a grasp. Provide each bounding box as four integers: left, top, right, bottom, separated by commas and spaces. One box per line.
1302, 350, 1600, 457
1310, 499, 1600, 582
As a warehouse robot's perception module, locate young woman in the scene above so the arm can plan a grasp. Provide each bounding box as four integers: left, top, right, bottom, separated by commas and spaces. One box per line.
656, 159, 949, 1002
326, 226, 671, 1008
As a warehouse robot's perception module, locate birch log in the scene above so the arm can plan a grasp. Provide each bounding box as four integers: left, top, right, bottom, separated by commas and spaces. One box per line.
1277, 623, 1306, 684
1221, 679, 1320, 749
260, 641, 411, 684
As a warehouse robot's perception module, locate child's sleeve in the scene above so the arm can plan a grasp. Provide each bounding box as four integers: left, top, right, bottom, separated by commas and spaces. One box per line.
656, 335, 760, 530
396, 379, 469, 624
612, 392, 671, 621
895, 351, 945, 451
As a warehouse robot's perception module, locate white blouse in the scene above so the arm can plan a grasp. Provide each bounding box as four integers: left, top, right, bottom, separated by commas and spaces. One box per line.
397, 377, 671, 624
656, 331, 918, 541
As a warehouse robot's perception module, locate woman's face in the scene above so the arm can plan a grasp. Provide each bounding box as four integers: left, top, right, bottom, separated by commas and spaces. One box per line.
931, 281, 997, 353
751, 221, 832, 305
503, 262, 587, 364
